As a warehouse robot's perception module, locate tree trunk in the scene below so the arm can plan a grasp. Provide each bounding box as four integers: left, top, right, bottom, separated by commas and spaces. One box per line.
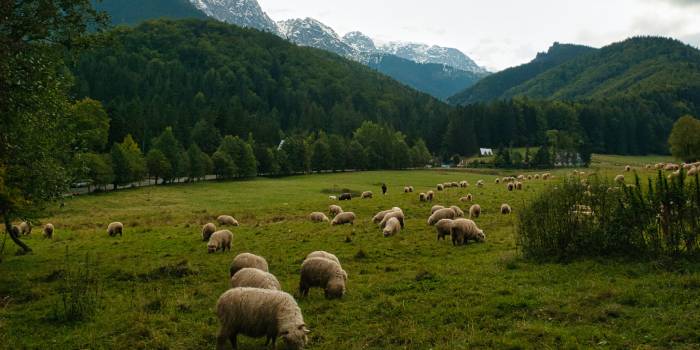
4, 216, 31, 253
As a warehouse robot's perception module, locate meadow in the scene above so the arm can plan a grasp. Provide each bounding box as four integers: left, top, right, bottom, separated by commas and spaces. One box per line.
2, 155, 700, 349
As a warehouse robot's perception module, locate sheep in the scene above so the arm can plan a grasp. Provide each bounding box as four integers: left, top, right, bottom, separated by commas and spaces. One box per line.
229, 253, 269, 277
542, 173, 551, 180
428, 208, 456, 225
469, 204, 481, 219
460, 194, 473, 202
404, 186, 410, 193
202, 223, 217, 241
507, 183, 515, 191
450, 206, 465, 218
435, 219, 454, 241
426, 191, 435, 201
215, 288, 309, 350
476, 180, 484, 188
517, 175, 526, 181
515, 182, 523, 190
379, 210, 405, 229
329, 205, 343, 216
299, 257, 347, 299
431, 205, 446, 214
655, 163, 664, 170
689, 166, 698, 177
361, 191, 373, 199
18, 221, 31, 235
451, 182, 459, 188
527, 175, 533, 180
305, 251, 340, 265
339, 193, 352, 201
501, 204, 512, 215
383, 217, 401, 237
534, 174, 541, 180
451, 219, 485, 246
107, 222, 123, 237
615, 174, 625, 184
331, 212, 356, 226
419, 193, 427, 202
373, 208, 401, 224
43, 223, 54, 239
408, 186, 415, 193
329, 195, 337, 201
207, 230, 233, 253
665, 163, 680, 171
495, 178, 501, 184
437, 184, 444, 191
230, 268, 281, 290
309, 212, 330, 223
459, 181, 468, 188
625, 165, 632, 172
217, 215, 239, 227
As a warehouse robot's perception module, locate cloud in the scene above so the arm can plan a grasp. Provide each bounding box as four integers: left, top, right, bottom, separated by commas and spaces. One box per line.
655, 0, 700, 6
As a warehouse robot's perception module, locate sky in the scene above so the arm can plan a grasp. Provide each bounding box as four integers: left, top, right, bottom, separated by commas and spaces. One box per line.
257, 0, 700, 71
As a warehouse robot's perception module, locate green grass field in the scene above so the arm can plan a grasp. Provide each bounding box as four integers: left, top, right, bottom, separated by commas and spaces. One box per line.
2, 155, 699, 349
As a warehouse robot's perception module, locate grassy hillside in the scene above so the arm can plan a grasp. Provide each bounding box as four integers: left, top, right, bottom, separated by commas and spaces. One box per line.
4, 155, 700, 349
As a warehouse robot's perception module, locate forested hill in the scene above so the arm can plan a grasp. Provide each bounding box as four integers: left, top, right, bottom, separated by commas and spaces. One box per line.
449, 37, 700, 104
93, 0, 207, 25
70, 19, 452, 151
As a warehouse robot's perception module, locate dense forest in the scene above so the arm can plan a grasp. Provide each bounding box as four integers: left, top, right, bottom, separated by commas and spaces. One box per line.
92, 0, 206, 25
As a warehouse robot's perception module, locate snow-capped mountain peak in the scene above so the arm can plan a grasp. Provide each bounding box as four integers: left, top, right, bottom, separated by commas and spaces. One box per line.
190, 0, 279, 34
379, 41, 487, 74
342, 31, 378, 54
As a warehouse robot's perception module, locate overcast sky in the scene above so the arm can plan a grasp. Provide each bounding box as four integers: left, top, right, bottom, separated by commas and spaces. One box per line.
257, 0, 700, 71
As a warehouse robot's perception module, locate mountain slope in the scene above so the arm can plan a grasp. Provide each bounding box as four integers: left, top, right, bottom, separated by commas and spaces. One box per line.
278, 18, 355, 58
448, 43, 595, 104
94, 0, 207, 25
379, 41, 487, 74
190, 0, 279, 34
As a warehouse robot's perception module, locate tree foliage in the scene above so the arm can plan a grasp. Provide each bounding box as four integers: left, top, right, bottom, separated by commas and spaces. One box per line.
669, 115, 700, 162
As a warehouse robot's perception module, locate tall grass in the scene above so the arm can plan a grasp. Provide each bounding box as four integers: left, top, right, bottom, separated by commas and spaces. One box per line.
51, 248, 102, 322
518, 171, 700, 261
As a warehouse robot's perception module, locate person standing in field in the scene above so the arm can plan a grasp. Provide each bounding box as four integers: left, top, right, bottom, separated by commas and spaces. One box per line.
382, 183, 387, 195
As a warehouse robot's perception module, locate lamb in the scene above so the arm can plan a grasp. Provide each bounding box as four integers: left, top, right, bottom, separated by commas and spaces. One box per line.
615, 174, 625, 184
437, 184, 444, 191
382, 217, 401, 237
451, 219, 485, 246
299, 257, 347, 299
329, 205, 343, 216
469, 204, 481, 219
309, 212, 330, 223
501, 204, 512, 215
450, 205, 465, 218
229, 253, 269, 277
419, 193, 427, 202
230, 268, 281, 290
428, 208, 456, 225
43, 223, 54, 239
217, 215, 239, 227
215, 288, 309, 350
107, 222, 123, 237
426, 191, 435, 201
361, 191, 373, 199
435, 219, 454, 241
431, 205, 445, 214
207, 230, 233, 253
202, 223, 217, 241
373, 208, 401, 223
339, 193, 352, 201
460, 194, 473, 202
379, 210, 405, 229
331, 212, 356, 226
305, 251, 340, 265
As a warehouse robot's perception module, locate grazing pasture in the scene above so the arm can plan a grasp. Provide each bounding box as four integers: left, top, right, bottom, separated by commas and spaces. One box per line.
2, 155, 699, 349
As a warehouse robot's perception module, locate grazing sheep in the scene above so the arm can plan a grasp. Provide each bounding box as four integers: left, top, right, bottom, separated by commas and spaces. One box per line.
527, 175, 533, 180
331, 212, 356, 226
515, 182, 523, 190
501, 204, 512, 215
329, 205, 343, 216
419, 193, 427, 202
202, 223, 217, 241
43, 223, 54, 239
217, 215, 239, 227
404, 187, 410, 193
517, 175, 526, 181
408, 186, 414, 193
451, 219, 485, 246
107, 222, 123, 237
215, 288, 309, 350
339, 193, 352, 201
689, 166, 698, 176
207, 230, 233, 253
383, 217, 401, 237
469, 204, 481, 219
309, 212, 330, 223
534, 174, 540, 180
18, 221, 31, 235
435, 219, 454, 241
450, 205, 465, 218
230, 268, 281, 290
379, 211, 405, 229
361, 191, 373, 199
451, 182, 459, 188
299, 257, 347, 299
625, 165, 631, 172
437, 184, 444, 191
495, 178, 501, 184
507, 183, 515, 191
665, 163, 680, 171
230, 253, 269, 277
428, 208, 456, 225
431, 205, 445, 214
329, 195, 337, 201
615, 175, 625, 184
460, 194, 473, 202
477, 180, 484, 188
373, 208, 401, 224
542, 173, 551, 180
305, 251, 340, 265
459, 181, 468, 188
427, 191, 435, 201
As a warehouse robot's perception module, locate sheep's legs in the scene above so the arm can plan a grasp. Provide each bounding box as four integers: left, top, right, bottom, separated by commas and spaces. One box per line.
216, 328, 233, 350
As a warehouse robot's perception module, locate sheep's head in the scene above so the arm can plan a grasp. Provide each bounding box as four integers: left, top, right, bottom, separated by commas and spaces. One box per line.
207, 244, 218, 253
325, 276, 346, 299
476, 230, 486, 243
281, 323, 309, 350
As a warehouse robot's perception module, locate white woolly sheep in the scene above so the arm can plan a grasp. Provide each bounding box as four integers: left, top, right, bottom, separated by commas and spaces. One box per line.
431, 205, 445, 214
469, 204, 481, 219
451, 219, 485, 246
459, 181, 468, 188
107, 222, 123, 237
379, 210, 405, 229
230, 268, 281, 290
329, 195, 337, 201
534, 174, 540, 179
230, 253, 269, 277
309, 212, 330, 222
409, 186, 414, 193
331, 212, 356, 226
215, 288, 309, 350
428, 208, 456, 225
426, 191, 435, 201
437, 184, 444, 191
43, 223, 54, 239
217, 215, 239, 226
495, 178, 501, 184
435, 219, 454, 241
515, 182, 523, 190
305, 251, 340, 265
372, 208, 401, 224
329, 205, 343, 216
689, 166, 698, 176
383, 217, 401, 237
450, 205, 465, 218
507, 183, 515, 191
542, 173, 551, 180
18, 221, 31, 235
451, 182, 459, 188
460, 194, 473, 202
361, 191, 373, 199
299, 257, 347, 299
625, 165, 631, 172
404, 186, 410, 193
501, 204, 512, 215
208, 230, 233, 253
517, 175, 526, 181
202, 223, 217, 241
615, 174, 625, 184
419, 193, 427, 202
477, 180, 484, 188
